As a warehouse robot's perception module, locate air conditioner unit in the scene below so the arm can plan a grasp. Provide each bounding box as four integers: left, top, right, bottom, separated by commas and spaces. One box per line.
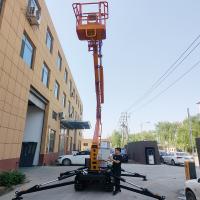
26, 6, 41, 26
58, 112, 65, 120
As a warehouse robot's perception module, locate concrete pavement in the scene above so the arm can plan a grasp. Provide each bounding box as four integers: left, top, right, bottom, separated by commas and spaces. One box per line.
1, 164, 200, 200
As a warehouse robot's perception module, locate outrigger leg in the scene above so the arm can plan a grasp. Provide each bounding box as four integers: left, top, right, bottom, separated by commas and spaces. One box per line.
121, 168, 147, 181
112, 175, 165, 200
12, 167, 85, 200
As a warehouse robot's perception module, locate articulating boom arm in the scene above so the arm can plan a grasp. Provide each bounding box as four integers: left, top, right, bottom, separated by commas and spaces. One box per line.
72, 1, 108, 171
91, 40, 104, 143
90, 40, 104, 170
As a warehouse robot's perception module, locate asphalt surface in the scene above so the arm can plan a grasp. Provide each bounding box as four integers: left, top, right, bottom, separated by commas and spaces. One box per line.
1, 164, 200, 200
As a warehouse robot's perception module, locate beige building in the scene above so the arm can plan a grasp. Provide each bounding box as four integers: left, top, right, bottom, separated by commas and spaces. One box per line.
0, 0, 85, 170
81, 138, 111, 151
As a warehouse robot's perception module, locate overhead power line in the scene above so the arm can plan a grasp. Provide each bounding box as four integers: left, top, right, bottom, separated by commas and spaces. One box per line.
130, 59, 200, 113
125, 34, 200, 112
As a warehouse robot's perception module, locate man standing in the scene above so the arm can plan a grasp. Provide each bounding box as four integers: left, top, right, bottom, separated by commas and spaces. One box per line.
109, 147, 122, 195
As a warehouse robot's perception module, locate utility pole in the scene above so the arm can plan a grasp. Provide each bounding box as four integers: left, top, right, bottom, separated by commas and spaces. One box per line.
119, 112, 130, 147
187, 108, 194, 155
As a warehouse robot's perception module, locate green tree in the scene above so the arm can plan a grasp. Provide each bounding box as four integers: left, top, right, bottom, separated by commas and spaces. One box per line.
129, 131, 157, 142
177, 115, 200, 152
110, 130, 122, 147
155, 121, 180, 147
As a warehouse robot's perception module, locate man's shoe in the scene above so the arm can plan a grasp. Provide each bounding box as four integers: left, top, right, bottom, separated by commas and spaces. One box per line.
113, 190, 120, 195
116, 188, 121, 192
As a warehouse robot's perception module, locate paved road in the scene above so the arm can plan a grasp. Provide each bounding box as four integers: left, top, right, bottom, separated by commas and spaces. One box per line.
1, 164, 200, 200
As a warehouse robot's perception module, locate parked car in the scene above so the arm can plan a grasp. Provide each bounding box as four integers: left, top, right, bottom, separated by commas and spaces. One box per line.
185, 178, 200, 200
121, 148, 128, 163
159, 150, 168, 163
164, 152, 194, 166
56, 151, 90, 166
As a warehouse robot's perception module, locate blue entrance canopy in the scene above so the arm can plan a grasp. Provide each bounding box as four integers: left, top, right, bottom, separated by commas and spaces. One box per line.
60, 120, 91, 129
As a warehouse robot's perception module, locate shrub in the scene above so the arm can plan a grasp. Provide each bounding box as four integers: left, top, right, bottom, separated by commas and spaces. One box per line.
0, 171, 25, 187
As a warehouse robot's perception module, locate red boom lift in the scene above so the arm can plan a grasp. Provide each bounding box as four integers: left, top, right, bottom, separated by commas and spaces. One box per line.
12, 2, 165, 200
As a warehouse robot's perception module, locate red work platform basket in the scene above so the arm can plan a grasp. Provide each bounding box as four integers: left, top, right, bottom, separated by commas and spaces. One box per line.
72, 2, 108, 41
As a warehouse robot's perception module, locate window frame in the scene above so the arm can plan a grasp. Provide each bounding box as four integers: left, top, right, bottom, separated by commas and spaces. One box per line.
83, 143, 88, 147
20, 32, 35, 69
73, 88, 75, 98
28, 0, 40, 10
68, 100, 71, 117
56, 52, 62, 71
54, 80, 60, 100
48, 129, 56, 153
64, 68, 68, 83
41, 62, 50, 87
52, 111, 58, 120
69, 80, 72, 94
62, 92, 66, 108
46, 27, 53, 53
71, 106, 74, 118
0, 0, 4, 14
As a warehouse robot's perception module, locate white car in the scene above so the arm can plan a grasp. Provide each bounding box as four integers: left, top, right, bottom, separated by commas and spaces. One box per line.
159, 150, 168, 163
56, 151, 90, 166
185, 178, 200, 200
164, 152, 194, 165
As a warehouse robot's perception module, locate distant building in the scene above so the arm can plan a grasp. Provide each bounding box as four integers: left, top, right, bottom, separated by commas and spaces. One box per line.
0, 0, 85, 170
158, 145, 176, 152
81, 138, 111, 151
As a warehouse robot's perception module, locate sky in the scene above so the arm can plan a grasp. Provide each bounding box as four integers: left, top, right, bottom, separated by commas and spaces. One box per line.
45, 0, 200, 139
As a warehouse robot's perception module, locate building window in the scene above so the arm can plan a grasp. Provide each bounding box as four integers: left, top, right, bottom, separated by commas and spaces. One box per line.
64, 69, 68, 83
83, 143, 88, 147
71, 106, 74, 118
69, 80, 72, 94
0, 0, 3, 14
62, 93, 66, 107
80, 105, 83, 115
48, 129, 56, 153
52, 111, 57, 120
54, 80, 59, 99
68, 100, 71, 117
28, 0, 39, 10
56, 52, 62, 71
20, 33, 35, 68
46, 28, 53, 52
41, 63, 50, 87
